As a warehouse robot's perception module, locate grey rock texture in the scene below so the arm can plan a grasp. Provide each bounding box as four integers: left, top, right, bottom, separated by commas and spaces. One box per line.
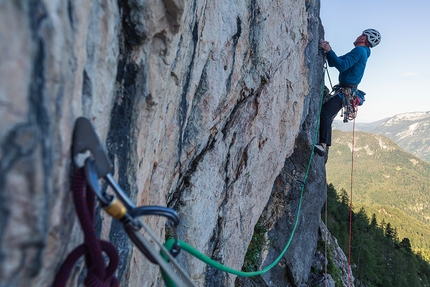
306, 221, 355, 287
0, 0, 346, 286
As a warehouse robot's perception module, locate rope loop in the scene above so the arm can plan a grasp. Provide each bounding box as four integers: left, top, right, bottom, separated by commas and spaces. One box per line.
53, 168, 119, 287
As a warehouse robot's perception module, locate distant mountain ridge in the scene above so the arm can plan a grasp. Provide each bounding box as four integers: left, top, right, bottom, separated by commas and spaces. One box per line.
333, 111, 430, 162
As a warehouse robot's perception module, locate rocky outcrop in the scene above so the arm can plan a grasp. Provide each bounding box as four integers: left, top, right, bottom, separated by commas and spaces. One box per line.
0, 0, 338, 286
307, 221, 355, 287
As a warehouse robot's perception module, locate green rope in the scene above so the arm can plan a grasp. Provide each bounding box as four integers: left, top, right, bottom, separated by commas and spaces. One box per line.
160, 65, 327, 285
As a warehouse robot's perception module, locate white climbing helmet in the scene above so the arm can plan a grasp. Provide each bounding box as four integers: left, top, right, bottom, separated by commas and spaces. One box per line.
362, 29, 381, 47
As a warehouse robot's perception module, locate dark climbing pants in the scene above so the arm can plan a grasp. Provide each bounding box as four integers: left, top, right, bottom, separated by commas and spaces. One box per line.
319, 94, 342, 146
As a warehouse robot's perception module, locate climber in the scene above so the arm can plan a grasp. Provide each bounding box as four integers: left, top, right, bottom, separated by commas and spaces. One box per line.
315, 29, 381, 157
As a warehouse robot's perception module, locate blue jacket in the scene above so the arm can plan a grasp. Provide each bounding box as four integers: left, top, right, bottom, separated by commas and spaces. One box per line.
326, 46, 370, 86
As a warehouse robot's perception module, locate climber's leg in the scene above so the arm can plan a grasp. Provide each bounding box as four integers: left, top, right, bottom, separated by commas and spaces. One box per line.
319, 94, 342, 147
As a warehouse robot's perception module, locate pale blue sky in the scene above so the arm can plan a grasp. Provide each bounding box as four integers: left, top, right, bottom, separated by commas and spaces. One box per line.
320, 0, 430, 122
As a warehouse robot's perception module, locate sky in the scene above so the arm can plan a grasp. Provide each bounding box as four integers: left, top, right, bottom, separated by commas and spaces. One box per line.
320, 0, 430, 122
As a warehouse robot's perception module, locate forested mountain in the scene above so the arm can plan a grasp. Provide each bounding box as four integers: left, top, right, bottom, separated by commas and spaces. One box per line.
325, 183, 430, 287
333, 111, 430, 162
326, 130, 430, 260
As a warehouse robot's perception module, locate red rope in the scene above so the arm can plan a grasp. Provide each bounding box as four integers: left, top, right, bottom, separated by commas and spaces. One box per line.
325, 188, 328, 287
347, 117, 357, 287
53, 168, 119, 287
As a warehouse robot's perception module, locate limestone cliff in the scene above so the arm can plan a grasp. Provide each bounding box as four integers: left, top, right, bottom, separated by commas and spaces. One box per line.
0, 0, 344, 286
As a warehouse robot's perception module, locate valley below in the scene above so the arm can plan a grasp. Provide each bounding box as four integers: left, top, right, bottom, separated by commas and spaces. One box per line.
327, 112, 430, 261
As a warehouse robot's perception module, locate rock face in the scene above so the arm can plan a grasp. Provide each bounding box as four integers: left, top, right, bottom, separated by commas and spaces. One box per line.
0, 0, 334, 286
304, 221, 355, 287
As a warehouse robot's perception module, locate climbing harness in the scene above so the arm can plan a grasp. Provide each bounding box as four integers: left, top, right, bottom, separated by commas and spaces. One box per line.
329, 85, 365, 123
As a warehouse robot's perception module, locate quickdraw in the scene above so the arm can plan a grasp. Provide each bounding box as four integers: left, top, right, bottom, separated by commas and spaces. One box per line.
55, 117, 196, 287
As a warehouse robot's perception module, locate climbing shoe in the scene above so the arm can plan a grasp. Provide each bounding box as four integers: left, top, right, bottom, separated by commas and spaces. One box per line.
314, 144, 327, 157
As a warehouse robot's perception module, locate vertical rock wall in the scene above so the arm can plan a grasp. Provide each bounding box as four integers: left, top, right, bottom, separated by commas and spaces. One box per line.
0, 0, 327, 286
